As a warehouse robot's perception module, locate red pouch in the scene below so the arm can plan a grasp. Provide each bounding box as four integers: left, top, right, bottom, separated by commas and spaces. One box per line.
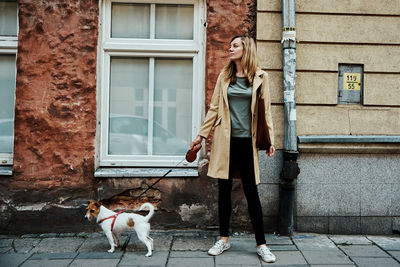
185, 144, 202, 163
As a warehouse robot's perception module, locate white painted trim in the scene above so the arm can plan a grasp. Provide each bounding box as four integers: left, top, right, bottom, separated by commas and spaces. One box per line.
0, 44, 17, 165
0, 153, 13, 165
148, 57, 155, 155
150, 4, 156, 39
0, 3, 18, 166
99, 0, 205, 167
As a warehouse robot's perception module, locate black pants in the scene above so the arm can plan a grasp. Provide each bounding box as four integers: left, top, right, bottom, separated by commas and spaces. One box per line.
218, 137, 266, 246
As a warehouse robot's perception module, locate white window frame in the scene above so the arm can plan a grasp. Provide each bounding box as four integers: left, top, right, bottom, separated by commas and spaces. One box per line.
0, 2, 18, 166
98, 0, 205, 167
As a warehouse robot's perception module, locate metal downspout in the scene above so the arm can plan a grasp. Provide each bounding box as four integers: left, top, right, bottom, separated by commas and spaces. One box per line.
279, 0, 300, 236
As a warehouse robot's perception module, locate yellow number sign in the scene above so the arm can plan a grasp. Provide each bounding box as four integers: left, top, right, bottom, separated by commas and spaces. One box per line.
343, 73, 361, 90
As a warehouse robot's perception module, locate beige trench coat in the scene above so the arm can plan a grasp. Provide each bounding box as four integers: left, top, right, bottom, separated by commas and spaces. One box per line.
198, 68, 275, 185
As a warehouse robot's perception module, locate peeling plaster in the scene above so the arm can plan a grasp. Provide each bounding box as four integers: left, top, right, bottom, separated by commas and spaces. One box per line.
14, 203, 48, 211
178, 203, 211, 222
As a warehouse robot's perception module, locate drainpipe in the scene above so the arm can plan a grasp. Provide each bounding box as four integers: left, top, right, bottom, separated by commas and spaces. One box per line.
279, 0, 300, 236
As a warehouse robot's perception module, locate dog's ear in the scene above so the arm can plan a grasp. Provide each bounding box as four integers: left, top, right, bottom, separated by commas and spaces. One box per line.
94, 201, 102, 207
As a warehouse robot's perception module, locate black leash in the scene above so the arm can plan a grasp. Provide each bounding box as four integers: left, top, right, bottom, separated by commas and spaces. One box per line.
133, 157, 187, 201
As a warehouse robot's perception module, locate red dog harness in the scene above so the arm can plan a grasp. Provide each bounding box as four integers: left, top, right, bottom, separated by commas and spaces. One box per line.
98, 211, 123, 231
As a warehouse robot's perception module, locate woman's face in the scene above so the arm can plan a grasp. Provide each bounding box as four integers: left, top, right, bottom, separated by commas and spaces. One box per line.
229, 37, 244, 61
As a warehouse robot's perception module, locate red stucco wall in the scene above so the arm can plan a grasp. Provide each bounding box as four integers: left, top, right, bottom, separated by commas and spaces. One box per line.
13, 0, 98, 190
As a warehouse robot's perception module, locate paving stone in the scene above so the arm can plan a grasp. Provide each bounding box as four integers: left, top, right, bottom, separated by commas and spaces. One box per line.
119, 251, 168, 266
302, 250, 353, 265
13, 238, 42, 253
169, 251, 209, 258
351, 256, 400, 267
171, 236, 214, 251
215, 251, 261, 265
0, 253, 32, 267
265, 234, 293, 245
77, 232, 102, 239
30, 252, 77, 259
76, 251, 123, 259
167, 257, 214, 267
269, 245, 298, 251
260, 251, 307, 266
310, 265, 356, 267
339, 244, 389, 257
367, 235, 400, 250
0, 235, 17, 239
0, 238, 13, 248
229, 237, 257, 252
329, 235, 372, 245
69, 258, 120, 267
78, 235, 128, 252
0, 247, 12, 253
20, 259, 73, 267
32, 237, 84, 253
21, 234, 40, 238
126, 233, 172, 252
388, 250, 400, 261
292, 234, 337, 251
39, 233, 59, 238
59, 233, 76, 237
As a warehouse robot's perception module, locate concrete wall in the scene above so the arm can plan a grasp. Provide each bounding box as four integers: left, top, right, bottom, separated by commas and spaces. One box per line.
257, 0, 400, 233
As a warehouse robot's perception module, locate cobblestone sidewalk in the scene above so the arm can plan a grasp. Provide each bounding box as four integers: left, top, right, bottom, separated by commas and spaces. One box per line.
1, 230, 400, 266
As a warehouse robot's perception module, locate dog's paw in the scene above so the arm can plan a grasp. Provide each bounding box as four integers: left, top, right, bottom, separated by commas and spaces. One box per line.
145, 252, 152, 257
108, 248, 115, 253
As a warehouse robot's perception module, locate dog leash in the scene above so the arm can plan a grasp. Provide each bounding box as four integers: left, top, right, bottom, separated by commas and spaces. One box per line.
132, 157, 187, 202
133, 145, 201, 202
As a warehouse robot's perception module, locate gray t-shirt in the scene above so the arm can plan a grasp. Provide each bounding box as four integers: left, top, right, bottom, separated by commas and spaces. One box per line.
227, 77, 253, 137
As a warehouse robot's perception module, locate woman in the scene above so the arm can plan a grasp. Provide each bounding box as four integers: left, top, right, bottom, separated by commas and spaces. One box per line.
190, 35, 276, 263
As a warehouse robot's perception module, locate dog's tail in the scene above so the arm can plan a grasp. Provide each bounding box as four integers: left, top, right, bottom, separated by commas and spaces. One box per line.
139, 202, 154, 222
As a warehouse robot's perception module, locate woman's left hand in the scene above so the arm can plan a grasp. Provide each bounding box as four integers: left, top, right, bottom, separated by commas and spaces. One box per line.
266, 145, 275, 157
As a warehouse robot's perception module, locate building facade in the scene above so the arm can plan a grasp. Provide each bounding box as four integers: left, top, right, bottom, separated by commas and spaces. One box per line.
0, 0, 399, 234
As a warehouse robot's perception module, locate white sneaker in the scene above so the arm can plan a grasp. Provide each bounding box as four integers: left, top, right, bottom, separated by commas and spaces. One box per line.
257, 245, 276, 263
208, 239, 231, 256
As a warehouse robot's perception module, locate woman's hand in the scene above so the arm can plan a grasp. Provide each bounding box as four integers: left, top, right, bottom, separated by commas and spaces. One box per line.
190, 135, 203, 152
266, 145, 275, 157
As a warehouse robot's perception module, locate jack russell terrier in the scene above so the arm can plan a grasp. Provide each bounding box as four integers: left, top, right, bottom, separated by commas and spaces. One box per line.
85, 200, 154, 256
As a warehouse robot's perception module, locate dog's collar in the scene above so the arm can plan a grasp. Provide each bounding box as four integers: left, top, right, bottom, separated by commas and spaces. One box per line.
98, 211, 123, 231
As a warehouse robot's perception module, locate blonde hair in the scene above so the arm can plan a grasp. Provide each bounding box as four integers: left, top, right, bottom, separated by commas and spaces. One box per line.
221, 35, 259, 86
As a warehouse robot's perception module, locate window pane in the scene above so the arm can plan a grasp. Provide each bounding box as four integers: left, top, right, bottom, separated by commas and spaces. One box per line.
0, 54, 16, 153
109, 57, 149, 155
0, 0, 18, 36
153, 58, 192, 155
155, 4, 193, 40
111, 3, 150, 38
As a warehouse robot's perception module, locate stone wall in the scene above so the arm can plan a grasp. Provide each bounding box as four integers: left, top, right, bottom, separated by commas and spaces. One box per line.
257, 0, 400, 234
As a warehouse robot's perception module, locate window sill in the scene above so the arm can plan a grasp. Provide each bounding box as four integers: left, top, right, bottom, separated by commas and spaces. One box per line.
0, 166, 12, 176
94, 167, 199, 178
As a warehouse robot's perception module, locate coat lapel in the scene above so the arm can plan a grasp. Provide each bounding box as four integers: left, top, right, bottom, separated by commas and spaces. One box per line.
251, 69, 264, 114
221, 76, 230, 107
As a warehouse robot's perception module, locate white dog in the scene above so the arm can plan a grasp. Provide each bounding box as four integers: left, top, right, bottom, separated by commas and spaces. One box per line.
85, 200, 154, 256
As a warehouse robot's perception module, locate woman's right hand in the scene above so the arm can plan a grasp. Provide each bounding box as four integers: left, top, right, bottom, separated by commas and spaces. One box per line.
190, 135, 203, 151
